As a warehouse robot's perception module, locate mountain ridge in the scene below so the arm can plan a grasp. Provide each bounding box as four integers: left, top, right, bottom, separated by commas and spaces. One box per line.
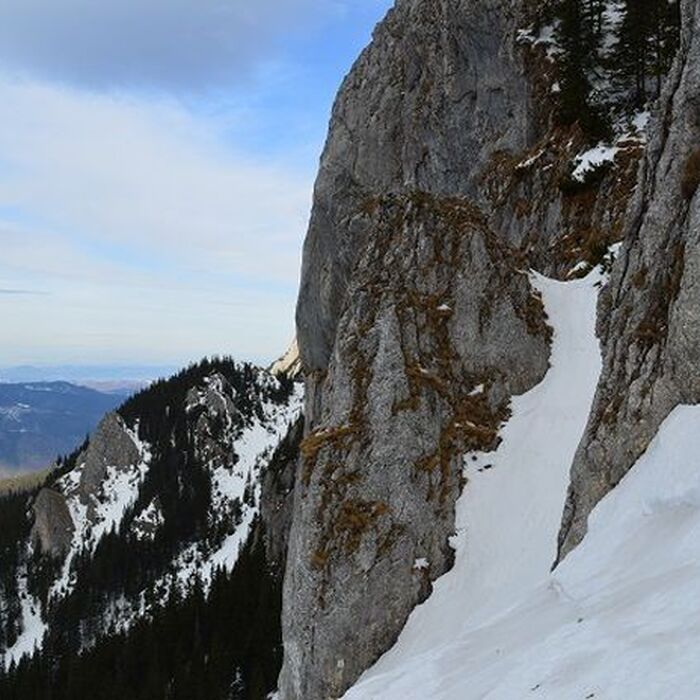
0, 381, 124, 472
1, 0, 699, 698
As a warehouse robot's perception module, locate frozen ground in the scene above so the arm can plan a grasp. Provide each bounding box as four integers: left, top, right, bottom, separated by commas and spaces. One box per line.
345, 271, 700, 699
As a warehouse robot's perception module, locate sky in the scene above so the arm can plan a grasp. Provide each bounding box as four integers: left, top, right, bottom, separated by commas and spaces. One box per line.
0, 0, 393, 371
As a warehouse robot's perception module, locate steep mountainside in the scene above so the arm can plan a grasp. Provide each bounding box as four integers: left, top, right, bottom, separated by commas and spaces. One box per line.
0, 358, 302, 699
283, 0, 683, 698
0, 1, 697, 698
0, 382, 122, 471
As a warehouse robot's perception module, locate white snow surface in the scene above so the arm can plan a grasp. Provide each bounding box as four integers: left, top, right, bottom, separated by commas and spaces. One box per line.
133, 498, 164, 541
571, 144, 619, 182
51, 423, 152, 600
3, 576, 46, 670
345, 272, 700, 699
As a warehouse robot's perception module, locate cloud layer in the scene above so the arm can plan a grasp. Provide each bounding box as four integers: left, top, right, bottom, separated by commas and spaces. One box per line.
0, 78, 312, 365
0, 0, 340, 90
0, 1, 393, 367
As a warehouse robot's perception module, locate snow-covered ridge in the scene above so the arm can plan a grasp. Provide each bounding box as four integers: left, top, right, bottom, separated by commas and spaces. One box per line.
1, 361, 304, 670
49, 420, 152, 601
174, 379, 304, 590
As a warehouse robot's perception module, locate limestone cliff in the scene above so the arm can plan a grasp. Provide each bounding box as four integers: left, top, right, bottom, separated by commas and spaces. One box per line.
281, 0, 649, 698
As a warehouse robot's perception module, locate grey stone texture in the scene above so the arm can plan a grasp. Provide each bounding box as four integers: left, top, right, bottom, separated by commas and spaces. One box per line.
282, 0, 694, 696
283, 1, 564, 697
31, 488, 75, 557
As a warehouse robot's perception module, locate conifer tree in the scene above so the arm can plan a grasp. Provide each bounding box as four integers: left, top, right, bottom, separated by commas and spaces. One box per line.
615, 0, 681, 106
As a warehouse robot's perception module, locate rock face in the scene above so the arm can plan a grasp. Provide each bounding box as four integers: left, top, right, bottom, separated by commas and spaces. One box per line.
31, 488, 74, 557
77, 412, 140, 513
281, 2, 563, 698
30, 412, 142, 559
270, 340, 303, 380
557, 0, 700, 560
296, 0, 533, 375
261, 416, 305, 572
282, 0, 657, 696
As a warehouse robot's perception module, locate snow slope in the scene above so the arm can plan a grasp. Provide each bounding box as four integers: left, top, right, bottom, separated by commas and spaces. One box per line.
3, 576, 46, 670
345, 271, 700, 699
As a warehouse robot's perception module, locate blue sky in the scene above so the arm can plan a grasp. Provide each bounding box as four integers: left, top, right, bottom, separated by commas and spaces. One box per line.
0, 0, 392, 369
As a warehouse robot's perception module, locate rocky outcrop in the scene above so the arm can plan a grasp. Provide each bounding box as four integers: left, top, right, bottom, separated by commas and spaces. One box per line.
282, 0, 658, 695
281, 1, 562, 697
31, 488, 74, 557
76, 412, 140, 519
557, 0, 700, 560
270, 340, 303, 380
295, 0, 538, 377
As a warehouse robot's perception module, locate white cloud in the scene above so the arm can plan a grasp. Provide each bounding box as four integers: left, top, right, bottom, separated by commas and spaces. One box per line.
0, 77, 313, 366
0, 0, 342, 90
0, 79, 312, 281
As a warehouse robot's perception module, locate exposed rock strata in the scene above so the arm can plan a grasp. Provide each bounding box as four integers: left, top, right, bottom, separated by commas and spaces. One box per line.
77, 412, 140, 516
283, 1, 555, 697
282, 0, 666, 696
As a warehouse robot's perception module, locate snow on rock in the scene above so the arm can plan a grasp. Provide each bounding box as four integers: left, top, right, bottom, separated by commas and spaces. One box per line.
172, 381, 304, 591
349, 404, 700, 699
601, 0, 626, 53
571, 144, 620, 182
133, 498, 164, 541
517, 24, 560, 59
344, 270, 605, 699
515, 149, 545, 171
51, 424, 152, 600
632, 110, 651, 134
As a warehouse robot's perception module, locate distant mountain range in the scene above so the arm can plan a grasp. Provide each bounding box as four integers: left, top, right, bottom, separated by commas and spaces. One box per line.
0, 382, 125, 472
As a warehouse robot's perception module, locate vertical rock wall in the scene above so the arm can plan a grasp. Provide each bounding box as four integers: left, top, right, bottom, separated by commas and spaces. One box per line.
283, 2, 552, 698
283, 0, 662, 697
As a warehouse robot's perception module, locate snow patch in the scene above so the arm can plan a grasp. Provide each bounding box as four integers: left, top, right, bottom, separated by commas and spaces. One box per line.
51, 423, 152, 600
346, 269, 700, 698
3, 576, 46, 670
632, 110, 651, 133
133, 498, 164, 541
517, 24, 560, 59
168, 382, 303, 591
571, 144, 619, 182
